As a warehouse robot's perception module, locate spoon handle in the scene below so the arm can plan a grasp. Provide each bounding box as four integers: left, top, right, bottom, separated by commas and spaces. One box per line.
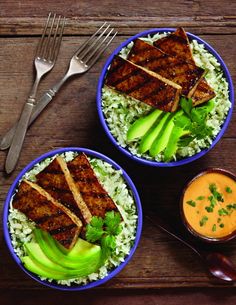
146, 214, 201, 257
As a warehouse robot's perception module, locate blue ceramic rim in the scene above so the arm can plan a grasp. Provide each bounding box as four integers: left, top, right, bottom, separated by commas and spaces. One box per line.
97, 28, 234, 167
3, 147, 143, 291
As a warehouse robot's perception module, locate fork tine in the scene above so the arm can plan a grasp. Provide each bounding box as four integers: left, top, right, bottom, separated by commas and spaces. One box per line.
86, 31, 117, 68
74, 22, 107, 57
49, 16, 66, 62
42, 13, 56, 60
78, 24, 111, 61
36, 12, 52, 57
48, 15, 61, 61
83, 27, 114, 64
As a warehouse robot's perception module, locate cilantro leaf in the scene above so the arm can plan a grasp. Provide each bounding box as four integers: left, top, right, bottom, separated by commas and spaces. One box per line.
101, 235, 117, 260
86, 224, 104, 243
176, 98, 214, 148
85, 211, 122, 262
104, 211, 122, 236
90, 216, 104, 229
180, 97, 192, 117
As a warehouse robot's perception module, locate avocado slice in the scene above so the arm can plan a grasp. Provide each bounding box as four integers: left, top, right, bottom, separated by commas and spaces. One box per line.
34, 229, 102, 269
21, 256, 74, 280
164, 127, 189, 162
127, 109, 162, 141
139, 113, 170, 153
150, 110, 184, 157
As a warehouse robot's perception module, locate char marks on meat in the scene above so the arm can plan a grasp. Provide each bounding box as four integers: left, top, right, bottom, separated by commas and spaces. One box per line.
127, 38, 205, 98
12, 180, 81, 249
154, 27, 215, 105
105, 55, 182, 112
67, 153, 118, 218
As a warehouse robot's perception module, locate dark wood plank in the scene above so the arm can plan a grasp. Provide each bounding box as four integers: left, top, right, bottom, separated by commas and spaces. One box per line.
0, 288, 236, 305
0, 0, 236, 36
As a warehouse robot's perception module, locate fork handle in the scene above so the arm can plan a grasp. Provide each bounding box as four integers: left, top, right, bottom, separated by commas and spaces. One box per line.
5, 101, 34, 174
0, 76, 69, 150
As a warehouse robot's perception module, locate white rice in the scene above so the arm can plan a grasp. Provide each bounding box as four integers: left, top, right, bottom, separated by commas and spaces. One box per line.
8, 151, 138, 286
102, 33, 231, 162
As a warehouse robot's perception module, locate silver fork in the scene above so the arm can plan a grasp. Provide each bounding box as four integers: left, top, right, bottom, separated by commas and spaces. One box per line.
5, 13, 65, 174
1, 22, 117, 153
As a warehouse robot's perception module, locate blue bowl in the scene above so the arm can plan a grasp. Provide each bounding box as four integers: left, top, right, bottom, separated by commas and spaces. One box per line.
3, 147, 142, 291
97, 28, 234, 167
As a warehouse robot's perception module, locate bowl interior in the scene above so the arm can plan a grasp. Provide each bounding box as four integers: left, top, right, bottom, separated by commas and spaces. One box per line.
97, 28, 234, 167
180, 168, 236, 243
3, 147, 142, 291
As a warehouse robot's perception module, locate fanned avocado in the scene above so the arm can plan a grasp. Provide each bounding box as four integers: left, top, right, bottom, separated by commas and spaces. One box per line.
21, 229, 103, 280
127, 109, 162, 141
34, 229, 102, 269
139, 113, 170, 153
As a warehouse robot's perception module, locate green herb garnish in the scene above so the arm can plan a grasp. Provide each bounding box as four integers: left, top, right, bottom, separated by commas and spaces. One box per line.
226, 203, 236, 210
209, 183, 224, 202
218, 208, 229, 216
186, 200, 196, 207
217, 218, 222, 223
205, 195, 216, 213
176, 98, 213, 147
225, 186, 233, 193
196, 196, 205, 201
205, 206, 213, 213
199, 216, 208, 227
86, 211, 122, 260
219, 223, 225, 228
212, 224, 216, 232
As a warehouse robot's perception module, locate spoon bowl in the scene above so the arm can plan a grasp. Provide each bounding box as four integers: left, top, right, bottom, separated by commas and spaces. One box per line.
204, 252, 236, 282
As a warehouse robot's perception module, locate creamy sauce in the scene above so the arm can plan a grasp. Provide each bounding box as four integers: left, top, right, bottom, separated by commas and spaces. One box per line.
183, 172, 236, 239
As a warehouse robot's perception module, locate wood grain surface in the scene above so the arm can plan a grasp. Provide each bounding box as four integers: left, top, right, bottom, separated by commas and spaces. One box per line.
0, 0, 236, 304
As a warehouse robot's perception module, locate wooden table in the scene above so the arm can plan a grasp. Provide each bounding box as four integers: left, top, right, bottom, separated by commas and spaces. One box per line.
0, 1, 236, 304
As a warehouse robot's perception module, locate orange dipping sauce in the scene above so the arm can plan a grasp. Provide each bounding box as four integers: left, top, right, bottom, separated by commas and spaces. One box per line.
183, 170, 236, 240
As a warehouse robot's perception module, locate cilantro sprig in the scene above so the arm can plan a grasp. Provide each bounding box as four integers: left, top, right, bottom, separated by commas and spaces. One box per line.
175, 98, 214, 147
85, 211, 122, 261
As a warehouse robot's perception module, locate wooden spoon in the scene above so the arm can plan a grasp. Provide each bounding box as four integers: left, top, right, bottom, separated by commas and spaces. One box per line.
146, 214, 236, 282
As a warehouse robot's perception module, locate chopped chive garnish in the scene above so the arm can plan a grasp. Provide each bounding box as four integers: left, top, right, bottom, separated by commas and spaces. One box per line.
217, 218, 221, 223
186, 200, 196, 207
199, 216, 208, 227
196, 196, 205, 200
209, 183, 224, 202
218, 208, 229, 216
219, 223, 225, 228
212, 224, 216, 232
225, 186, 232, 193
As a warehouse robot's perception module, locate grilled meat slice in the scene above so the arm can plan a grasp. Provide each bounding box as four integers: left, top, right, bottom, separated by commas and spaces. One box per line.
127, 39, 205, 97
154, 27, 215, 105
191, 78, 215, 106
105, 55, 182, 112
36, 156, 92, 225
12, 180, 82, 249
67, 153, 118, 218
154, 27, 195, 64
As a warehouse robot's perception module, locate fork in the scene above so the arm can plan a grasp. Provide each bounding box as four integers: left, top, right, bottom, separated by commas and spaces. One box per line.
1, 22, 117, 153
5, 13, 65, 174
